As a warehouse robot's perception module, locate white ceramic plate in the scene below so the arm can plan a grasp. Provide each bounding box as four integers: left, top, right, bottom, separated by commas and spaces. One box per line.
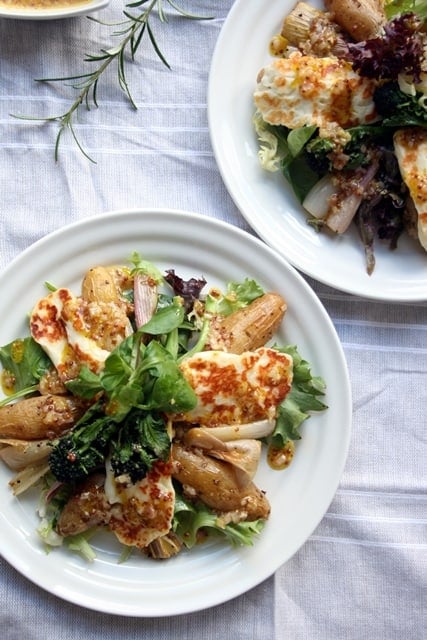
208, 0, 427, 301
0, 209, 351, 616
0, 0, 108, 20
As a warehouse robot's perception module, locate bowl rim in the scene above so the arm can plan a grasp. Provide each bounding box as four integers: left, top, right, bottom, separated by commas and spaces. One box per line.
0, 0, 109, 20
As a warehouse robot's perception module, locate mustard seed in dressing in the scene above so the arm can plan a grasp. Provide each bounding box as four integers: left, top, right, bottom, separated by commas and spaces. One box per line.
267, 440, 295, 470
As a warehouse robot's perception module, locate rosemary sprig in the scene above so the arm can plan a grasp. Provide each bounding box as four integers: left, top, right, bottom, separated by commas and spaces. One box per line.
14, 0, 211, 162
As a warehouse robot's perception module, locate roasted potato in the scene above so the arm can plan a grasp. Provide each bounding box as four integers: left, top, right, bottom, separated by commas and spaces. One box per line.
0, 395, 87, 440
56, 473, 110, 537
82, 266, 123, 304
324, 0, 386, 41
171, 443, 271, 520
206, 292, 286, 354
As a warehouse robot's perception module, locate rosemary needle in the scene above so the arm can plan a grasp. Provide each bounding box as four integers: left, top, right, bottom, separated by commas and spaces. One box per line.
12, 0, 212, 162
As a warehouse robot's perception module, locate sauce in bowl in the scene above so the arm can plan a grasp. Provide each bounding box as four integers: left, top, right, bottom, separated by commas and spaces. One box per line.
0, 0, 90, 7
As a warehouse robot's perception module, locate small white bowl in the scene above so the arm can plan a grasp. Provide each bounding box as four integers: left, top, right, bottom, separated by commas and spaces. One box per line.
0, 0, 109, 20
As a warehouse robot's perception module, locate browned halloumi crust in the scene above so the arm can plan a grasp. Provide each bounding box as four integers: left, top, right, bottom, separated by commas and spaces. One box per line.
176, 347, 293, 426
254, 55, 378, 131
394, 127, 427, 251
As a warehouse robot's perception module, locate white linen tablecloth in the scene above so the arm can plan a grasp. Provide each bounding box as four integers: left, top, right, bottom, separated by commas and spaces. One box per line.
0, 2, 426, 638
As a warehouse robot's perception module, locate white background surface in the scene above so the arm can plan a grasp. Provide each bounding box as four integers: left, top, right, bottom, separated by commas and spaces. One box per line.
0, 1, 426, 638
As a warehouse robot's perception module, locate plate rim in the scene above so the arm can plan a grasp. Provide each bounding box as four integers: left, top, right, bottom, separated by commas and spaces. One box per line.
0, 207, 352, 615
0, 0, 109, 20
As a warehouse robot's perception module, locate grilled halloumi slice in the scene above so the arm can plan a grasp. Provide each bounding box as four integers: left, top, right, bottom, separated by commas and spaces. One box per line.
30, 288, 124, 379
57, 463, 175, 549
254, 54, 378, 132
105, 460, 175, 549
30, 288, 103, 380
177, 347, 293, 426
393, 127, 427, 251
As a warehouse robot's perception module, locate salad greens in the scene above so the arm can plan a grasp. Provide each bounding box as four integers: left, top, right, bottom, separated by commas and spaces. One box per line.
0, 255, 328, 555
66, 334, 197, 418
0, 338, 51, 406
255, 4, 427, 273
272, 345, 327, 448
347, 13, 425, 80
385, 0, 427, 19
48, 401, 118, 483
204, 278, 265, 316
173, 491, 265, 549
110, 410, 170, 483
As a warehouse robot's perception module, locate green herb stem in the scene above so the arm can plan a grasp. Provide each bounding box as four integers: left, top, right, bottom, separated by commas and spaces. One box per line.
12, 0, 212, 162
0, 384, 39, 408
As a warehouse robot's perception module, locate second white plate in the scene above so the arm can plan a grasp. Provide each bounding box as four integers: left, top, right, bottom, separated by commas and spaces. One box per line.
208, 0, 427, 301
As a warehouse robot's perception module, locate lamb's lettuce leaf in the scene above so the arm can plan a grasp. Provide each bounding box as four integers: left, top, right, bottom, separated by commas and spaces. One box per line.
66, 334, 197, 421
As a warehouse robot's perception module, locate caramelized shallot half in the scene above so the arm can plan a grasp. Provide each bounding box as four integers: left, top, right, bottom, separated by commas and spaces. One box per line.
280, 1, 348, 57
183, 428, 262, 490
183, 419, 276, 443
0, 438, 51, 471
1, 435, 52, 495
146, 532, 183, 559
303, 161, 379, 234
9, 461, 51, 496
133, 272, 158, 329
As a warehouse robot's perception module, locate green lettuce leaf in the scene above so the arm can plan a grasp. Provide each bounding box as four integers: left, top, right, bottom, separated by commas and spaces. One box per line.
0, 337, 52, 406
205, 278, 264, 316
173, 491, 265, 548
271, 344, 327, 448
385, 0, 427, 18
129, 251, 164, 284
0, 337, 51, 391
140, 299, 185, 335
